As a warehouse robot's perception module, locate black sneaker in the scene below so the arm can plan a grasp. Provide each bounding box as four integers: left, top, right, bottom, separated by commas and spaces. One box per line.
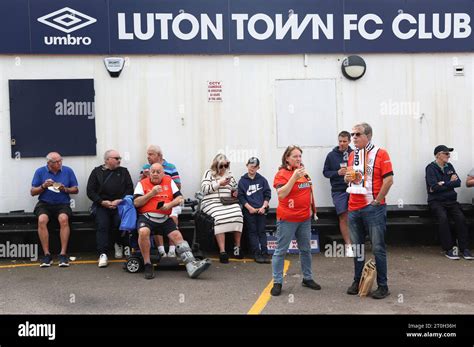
346, 281, 359, 295
254, 253, 265, 264
445, 248, 460, 260
144, 263, 154, 279
40, 254, 52, 268
262, 252, 272, 264
461, 249, 474, 260
219, 252, 229, 264
302, 279, 321, 290
372, 286, 390, 299
270, 283, 282, 296
233, 246, 244, 259
58, 254, 69, 267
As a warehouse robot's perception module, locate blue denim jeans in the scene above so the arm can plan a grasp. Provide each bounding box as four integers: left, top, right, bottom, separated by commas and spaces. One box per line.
272, 218, 313, 284
349, 204, 388, 287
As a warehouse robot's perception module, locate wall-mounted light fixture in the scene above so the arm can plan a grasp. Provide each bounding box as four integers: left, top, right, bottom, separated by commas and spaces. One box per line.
341, 55, 366, 80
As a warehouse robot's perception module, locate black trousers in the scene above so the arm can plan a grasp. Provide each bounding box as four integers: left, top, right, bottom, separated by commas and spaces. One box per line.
95, 206, 123, 256
428, 200, 469, 251
243, 210, 268, 255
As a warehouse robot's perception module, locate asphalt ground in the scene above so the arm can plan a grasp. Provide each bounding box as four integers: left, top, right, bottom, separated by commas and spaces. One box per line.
0, 245, 473, 315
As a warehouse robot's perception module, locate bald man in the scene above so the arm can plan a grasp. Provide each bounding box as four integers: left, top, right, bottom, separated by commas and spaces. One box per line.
134, 163, 211, 280
31, 152, 79, 268
87, 149, 134, 268
141, 145, 182, 258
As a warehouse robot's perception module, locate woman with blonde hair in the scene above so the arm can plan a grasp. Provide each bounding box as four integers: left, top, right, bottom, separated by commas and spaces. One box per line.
200, 154, 243, 263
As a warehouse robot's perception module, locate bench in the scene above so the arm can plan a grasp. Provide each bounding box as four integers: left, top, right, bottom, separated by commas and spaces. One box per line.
1, 203, 473, 255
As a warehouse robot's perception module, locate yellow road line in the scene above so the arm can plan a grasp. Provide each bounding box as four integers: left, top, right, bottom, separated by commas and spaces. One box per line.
247, 259, 291, 315
0, 257, 253, 269
0, 259, 125, 269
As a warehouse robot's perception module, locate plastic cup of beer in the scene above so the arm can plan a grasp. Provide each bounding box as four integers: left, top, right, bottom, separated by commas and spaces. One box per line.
347, 166, 356, 181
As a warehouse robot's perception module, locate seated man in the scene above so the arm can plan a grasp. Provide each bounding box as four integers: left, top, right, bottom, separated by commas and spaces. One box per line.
425, 145, 473, 260
133, 163, 211, 279
87, 150, 134, 268
30, 152, 79, 268
141, 145, 182, 258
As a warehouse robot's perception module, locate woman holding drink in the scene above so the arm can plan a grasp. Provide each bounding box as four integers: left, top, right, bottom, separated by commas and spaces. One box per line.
270, 145, 321, 296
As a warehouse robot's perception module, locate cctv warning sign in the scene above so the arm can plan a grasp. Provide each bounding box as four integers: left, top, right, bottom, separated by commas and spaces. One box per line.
208, 81, 222, 102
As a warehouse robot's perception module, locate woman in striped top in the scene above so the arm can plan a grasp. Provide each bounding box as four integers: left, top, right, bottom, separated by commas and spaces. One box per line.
201, 154, 243, 263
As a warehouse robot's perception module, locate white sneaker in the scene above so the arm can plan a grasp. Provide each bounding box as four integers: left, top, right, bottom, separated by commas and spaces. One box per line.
114, 243, 123, 259
345, 244, 355, 258
167, 247, 176, 257
98, 253, 108, 268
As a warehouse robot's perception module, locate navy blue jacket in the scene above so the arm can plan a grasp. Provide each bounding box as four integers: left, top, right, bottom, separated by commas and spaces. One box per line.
323, 146, 353, 192
238, 172, 271, 208
425, 161, 460, 203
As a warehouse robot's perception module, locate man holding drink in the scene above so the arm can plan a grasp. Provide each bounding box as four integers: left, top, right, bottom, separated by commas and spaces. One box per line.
323, 131, 354, 256
344, 123, 394, 299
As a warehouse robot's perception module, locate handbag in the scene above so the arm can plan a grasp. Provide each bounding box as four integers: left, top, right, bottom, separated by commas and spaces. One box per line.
217, 183, 239, 205
358, 258, 377, 297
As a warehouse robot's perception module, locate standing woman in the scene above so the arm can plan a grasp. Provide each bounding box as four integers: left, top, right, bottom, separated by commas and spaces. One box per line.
200, 154, 244, 263
271, 145, 321, 296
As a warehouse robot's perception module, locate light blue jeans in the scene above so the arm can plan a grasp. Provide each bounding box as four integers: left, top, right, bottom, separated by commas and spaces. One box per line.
272, 218, 313, 284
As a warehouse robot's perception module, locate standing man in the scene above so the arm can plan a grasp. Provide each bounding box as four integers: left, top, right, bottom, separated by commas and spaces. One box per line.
344, 123, 394, 299
87, 150, 134, 268
427, 145, 473, 260
323, 131, 354, 257
142, 145, 181, 257
31, 152, 79, 267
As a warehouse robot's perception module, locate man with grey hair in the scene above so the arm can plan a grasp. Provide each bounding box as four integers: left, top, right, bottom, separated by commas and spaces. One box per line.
87, 149, 134, 267
344, 123, 394, 299
141, 145, 182, 257
31, 152, 79, 268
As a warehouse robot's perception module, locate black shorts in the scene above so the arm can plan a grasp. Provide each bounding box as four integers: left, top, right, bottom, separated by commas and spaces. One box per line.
137, 215, 178, 237
34, 201, 72, 219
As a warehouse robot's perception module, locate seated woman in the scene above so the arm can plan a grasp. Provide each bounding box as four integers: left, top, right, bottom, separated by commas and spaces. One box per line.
200, 154, 243, 263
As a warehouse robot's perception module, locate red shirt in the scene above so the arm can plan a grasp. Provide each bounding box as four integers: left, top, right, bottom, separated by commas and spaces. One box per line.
273, 168, 312, 222
348, 148, 393, 211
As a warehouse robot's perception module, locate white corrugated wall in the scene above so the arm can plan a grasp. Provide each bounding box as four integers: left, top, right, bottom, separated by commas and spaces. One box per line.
0, 53, 472, 212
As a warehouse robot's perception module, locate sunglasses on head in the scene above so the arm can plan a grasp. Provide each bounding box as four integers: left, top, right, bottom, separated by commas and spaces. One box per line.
219, 163, 230, 169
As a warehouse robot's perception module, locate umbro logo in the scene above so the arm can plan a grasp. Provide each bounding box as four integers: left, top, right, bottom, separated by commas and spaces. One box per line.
38, 7, 97, 34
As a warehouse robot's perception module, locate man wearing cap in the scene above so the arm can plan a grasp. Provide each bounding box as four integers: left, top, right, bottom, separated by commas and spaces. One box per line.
238, 157, 272, 263
425, 145, 473, 260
